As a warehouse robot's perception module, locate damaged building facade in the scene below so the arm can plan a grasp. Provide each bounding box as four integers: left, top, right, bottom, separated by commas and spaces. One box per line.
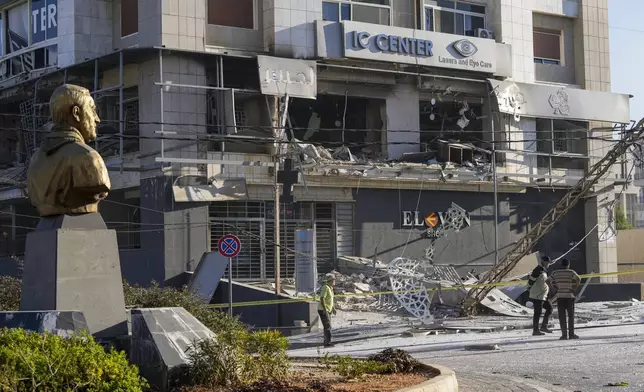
0, 0, 635, 285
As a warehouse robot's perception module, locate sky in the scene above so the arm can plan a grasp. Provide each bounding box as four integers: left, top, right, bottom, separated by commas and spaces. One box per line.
609, 0, 644, 122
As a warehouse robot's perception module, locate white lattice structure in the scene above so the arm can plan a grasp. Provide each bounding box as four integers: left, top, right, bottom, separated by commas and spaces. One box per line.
388, 203, 469, 324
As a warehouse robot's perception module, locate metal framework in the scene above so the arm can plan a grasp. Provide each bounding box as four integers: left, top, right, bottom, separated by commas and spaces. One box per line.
462, 118, 644, 314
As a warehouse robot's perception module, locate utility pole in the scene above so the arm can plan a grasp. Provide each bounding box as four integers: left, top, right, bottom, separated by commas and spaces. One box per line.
486, 84, 499, 266
272, 95, 281, 296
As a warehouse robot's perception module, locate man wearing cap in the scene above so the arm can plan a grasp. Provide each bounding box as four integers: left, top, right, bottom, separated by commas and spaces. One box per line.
318, 275, 336, 347
528, 256, 554, 336
550, 258, 581, 340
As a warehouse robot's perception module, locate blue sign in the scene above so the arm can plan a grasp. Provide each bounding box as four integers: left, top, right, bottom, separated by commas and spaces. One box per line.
351, 31, 434, 57
218, 235, 241, 258
31, 0, 57, 43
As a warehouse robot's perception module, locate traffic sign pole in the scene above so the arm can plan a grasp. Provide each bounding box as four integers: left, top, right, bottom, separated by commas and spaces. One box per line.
217, 234, 241, 318
228, 257, 233, 317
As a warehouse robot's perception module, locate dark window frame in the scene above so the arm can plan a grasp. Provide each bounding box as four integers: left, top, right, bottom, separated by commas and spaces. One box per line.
121, 0, 139, 37
207, 0, 256, 30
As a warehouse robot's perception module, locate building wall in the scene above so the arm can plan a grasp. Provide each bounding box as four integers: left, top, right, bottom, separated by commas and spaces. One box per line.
58, 0, 113, 67
353, 188, 587, 275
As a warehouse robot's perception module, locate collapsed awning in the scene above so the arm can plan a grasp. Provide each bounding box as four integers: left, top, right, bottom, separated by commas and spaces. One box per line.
172, 175, 248, 202
488, 79, 631, 124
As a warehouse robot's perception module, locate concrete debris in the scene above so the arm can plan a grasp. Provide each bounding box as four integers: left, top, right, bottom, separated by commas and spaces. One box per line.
338, 256, 388, 276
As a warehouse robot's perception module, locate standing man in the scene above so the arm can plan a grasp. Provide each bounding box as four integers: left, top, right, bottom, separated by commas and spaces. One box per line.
550, 258, 581, 340
529, 256, 554, 336
318, 274, 336, 347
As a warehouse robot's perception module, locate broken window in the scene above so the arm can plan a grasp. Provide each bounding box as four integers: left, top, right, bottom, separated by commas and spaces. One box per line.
94, 86, 140, 156
288, 94, 386, 161
419, 99, 490, 166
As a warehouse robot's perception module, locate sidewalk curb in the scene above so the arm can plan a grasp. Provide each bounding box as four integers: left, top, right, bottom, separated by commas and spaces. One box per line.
396, 364, 458, 392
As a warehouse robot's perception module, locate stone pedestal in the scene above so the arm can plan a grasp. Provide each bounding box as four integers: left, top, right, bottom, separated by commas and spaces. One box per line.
20, 213, 128, 339
0, 311, 88, 337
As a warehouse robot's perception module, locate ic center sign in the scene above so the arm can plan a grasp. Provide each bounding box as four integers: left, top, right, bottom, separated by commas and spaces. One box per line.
31, 0, 58, 43
342, 21, 500, 75
353, 31, 434, 57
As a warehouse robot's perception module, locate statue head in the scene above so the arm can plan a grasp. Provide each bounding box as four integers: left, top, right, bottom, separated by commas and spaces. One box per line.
50, 84, 101, 143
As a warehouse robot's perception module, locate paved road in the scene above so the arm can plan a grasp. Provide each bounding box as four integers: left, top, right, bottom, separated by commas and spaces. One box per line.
289, 324, 644, 391
424, 325, 644, 392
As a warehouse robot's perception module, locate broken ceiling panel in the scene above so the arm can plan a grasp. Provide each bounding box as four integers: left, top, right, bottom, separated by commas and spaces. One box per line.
172, 176, 248, 202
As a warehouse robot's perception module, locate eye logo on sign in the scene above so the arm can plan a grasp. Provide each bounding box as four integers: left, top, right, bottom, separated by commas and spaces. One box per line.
452, 39, 478, 57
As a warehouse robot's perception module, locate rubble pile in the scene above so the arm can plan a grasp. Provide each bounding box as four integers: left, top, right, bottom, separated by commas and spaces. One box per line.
321, 269, 403, 313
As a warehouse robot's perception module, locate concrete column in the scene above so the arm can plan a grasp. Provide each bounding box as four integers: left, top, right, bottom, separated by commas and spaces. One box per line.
386, 85, 419, 160
58, 0, 113, 68
158, 0, 205, 51
491, 0, 535, 83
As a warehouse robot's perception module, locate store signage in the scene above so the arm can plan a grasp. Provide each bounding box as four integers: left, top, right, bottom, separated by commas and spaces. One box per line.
352, 31, 434, 57
257, 55, 317, 100
401, 209, 471, 229
488, 79, 631, 124
31, 0, 57, 43
340, 21, 501, 74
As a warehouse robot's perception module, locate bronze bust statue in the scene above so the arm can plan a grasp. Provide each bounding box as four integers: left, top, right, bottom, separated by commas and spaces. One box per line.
27, 84, 111, 217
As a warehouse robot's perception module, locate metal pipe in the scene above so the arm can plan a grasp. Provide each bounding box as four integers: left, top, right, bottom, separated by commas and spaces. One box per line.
153, 81, 258, 94
32, 78, 40, 150
320, 63, 487, 84
219, 56, 226, 154
119, 51, 124, 173
159, 49, 165, 159
91, 85, 123, 95
486, 83, 499, 266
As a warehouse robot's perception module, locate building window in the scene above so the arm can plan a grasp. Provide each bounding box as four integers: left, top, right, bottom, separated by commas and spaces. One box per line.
422, 0, 485, 37
536, 118, 587, 154
533, 29, 561, 65
121, 0, 139, 37
208, 0, 255, 29
322, 0, 391, 26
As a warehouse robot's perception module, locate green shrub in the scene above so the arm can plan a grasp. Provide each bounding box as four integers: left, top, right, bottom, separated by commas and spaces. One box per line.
319, 354, 392, 379
246, 330, 290, 382
320, 349, 420, 380
0, 276, 21, 311
0, 328, 147, 391
188, 329, 290, 388
123, 281, 247, 336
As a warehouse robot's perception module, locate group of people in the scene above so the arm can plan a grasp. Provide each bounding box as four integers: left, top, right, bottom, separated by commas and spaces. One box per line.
316, 255, 582, 346
528, 256, 581, 340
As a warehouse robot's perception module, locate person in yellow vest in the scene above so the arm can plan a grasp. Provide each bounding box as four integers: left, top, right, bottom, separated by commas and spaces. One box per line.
318, 274, 336, 347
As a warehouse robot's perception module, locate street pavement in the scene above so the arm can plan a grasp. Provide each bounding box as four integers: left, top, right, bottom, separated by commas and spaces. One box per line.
288, 323, 644, 391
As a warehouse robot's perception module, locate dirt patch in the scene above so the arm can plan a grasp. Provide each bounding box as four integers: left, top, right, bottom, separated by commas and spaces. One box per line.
290, 364, 439, 392
179, 363, 440, 392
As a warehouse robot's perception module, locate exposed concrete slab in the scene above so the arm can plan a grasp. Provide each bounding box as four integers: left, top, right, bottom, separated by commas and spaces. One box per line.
20, 215, 128, 339
130, 307, 215, 392
0, 311, 88, 337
